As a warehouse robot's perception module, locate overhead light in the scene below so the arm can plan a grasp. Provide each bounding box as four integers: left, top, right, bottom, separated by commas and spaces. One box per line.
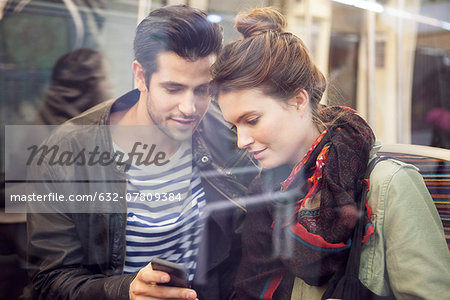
333, 0, 384, 13
385, 7, 450, 31
207, 14, 222, 23
333, 0, 450, 31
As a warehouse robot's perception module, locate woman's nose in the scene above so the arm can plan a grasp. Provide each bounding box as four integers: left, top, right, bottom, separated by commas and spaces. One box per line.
237, 128, 254, 149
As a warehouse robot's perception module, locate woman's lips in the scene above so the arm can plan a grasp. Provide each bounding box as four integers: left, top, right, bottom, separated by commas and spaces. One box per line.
251, 148, 266, 160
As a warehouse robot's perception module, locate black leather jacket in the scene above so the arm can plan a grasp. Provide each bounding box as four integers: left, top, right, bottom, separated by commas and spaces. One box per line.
25, 90, 259, 299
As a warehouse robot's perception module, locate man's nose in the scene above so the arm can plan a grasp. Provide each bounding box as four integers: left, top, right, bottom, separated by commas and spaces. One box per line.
178, 92, 196, 116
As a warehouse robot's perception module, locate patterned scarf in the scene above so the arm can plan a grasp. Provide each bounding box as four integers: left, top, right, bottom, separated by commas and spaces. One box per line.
235, 106, 376, 300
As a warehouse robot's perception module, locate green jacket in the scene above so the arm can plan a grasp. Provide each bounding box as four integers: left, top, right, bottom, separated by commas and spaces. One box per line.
292, 144, 450, 300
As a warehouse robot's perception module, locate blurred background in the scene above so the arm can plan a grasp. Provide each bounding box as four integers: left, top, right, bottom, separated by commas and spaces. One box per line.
0, 0, 449, 298
1, 0, 449, 150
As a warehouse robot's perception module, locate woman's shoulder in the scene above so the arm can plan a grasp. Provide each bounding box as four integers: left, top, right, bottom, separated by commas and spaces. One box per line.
369, 157, 421, 187
367, 156, 432, 214
367, 141, 423, 186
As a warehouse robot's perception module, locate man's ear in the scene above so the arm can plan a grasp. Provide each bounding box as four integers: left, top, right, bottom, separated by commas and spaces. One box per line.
290, 89, 310, 117
132, 60, 147, 92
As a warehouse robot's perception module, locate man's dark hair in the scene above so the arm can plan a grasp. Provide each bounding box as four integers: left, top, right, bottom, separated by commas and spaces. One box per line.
134, 5, 223, 86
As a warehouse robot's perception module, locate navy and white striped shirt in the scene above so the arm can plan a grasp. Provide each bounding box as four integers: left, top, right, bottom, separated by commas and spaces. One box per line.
119, 142, 206, 281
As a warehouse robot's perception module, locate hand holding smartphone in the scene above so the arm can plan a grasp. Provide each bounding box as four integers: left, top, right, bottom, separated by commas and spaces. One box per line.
150, 257, 190, 288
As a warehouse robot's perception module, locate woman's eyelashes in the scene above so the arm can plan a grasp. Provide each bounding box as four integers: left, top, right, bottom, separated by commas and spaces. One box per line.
247, 116, 259, 125
229, 116, 260, 131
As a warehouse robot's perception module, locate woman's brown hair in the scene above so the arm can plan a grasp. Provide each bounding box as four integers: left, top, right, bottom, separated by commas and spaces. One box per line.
210, 7, 327, 128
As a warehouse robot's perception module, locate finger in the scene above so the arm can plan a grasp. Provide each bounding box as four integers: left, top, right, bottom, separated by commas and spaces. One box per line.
132, 282, 197, 299
137, 263, 171, 284
151, 285, 197, 300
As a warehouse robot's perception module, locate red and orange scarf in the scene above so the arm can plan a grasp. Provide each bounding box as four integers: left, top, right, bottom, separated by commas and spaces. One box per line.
235, 106, 376, 300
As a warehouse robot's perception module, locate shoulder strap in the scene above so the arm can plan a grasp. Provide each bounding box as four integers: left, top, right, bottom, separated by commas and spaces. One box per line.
367, 156, 389, 177
345, 156, 390, 276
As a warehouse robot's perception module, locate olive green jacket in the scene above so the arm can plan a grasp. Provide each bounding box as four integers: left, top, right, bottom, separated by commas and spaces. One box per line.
292, 144, 450, 300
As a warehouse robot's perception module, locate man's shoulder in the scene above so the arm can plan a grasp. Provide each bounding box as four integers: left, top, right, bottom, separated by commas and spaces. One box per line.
36, 100, 113, 148
194, 102, 259, 192
65, 89, 140, 126
195, 101, 237, 155
44, 89, 140, 144
195, 102, 248, 166
66, 99, 114, 126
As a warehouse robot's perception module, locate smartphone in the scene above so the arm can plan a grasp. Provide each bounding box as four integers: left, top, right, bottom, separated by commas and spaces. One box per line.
150, 257, 190, 288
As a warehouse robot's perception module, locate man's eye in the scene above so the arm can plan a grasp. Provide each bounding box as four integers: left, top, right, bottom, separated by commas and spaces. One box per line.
165, 88, 182, 94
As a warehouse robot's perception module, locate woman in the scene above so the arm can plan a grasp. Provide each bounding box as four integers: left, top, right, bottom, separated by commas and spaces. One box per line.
210, 7, 450, 300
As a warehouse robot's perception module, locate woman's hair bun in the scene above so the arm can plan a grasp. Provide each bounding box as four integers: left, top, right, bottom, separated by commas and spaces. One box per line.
235, 7, 286, 38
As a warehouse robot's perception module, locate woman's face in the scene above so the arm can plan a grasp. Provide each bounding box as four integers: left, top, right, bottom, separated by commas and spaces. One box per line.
218, 88, 320, 169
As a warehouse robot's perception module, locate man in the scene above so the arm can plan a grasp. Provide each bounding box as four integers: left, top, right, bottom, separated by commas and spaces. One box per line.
25, 5, 257, 299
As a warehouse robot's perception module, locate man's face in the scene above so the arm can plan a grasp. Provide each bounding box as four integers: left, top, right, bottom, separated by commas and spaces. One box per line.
140, 52, 214, 142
